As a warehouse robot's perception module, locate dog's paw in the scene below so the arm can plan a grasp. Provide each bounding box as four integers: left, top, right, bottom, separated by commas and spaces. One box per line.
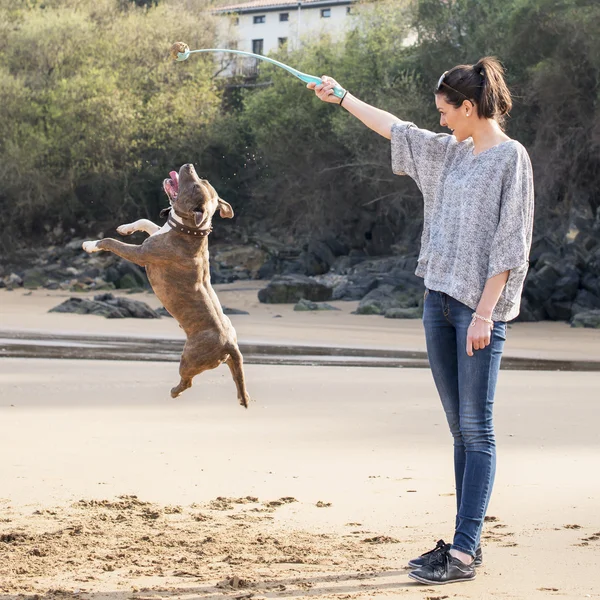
116, 224, 135, 236
82, 241, 101, 253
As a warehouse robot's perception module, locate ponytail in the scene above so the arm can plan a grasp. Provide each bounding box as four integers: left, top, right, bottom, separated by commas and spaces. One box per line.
473, 57, 512, 124
436, 56, 512, 126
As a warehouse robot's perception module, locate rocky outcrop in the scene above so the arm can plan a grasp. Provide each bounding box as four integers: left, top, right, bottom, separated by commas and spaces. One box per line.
49, 293, 160, 319
293, 298, 340, 311
258, 275, 333, 304
5, 215, 600, 324
570, 310, 600, 328
518, 226, 600, 323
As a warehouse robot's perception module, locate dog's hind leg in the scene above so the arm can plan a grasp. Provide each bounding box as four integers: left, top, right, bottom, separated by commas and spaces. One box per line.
225, 346, 251, 409
170, 341, 214, 399
170, 376, 193, 399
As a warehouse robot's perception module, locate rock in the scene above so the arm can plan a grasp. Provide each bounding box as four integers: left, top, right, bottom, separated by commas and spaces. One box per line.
581, 273, 600, 297
529, 236, 560, 268
116, 262, 148, 289
523, 264, 562, 310
92, 277, 115, 291
222, 306, 250, 315
258, 275, 332, 304
532, 251, 561, 272
332, 275, 378, 301
384, 307, 423, 319
306, 240, 337, 273
104, 266, 120, 285
570, 310, 600, 328
355, 284, 420, 315
257, 258, 278, 280
49, 298, 129, 318
313, 272, 346, 289
4, 273, 23, 288
212, 245, 268, 278
330, 254, 421, 302
551, 268, 580, 302
294, 298, 340, 311
105, 296, 160, 319
295, 251, 329, 276
156, 306, 173, 317
69, 281, 90, 292
22, 268, 48, 289
49, 294, 160, 319
118, 273, 141, 289
587, 248, 600, 277
571, 289, 600, 317
514, 297, 543, 322
543, 267, 580, 320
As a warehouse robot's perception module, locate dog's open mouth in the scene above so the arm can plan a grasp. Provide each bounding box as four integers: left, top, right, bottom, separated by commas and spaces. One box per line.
163, 171, 179, 202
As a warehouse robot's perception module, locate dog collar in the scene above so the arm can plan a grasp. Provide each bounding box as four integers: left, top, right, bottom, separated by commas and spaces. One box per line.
167, 214, 212, 237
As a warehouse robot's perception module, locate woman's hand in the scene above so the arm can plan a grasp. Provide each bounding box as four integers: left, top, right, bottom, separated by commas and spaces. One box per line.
466, 319, 493, 357
307, 76, 343, 104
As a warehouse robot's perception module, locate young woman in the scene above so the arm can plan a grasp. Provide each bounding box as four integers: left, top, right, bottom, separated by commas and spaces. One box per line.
308, 57, 534, 585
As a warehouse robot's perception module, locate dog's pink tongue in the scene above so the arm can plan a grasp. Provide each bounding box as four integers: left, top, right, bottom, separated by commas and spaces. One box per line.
169, 171, 179, 193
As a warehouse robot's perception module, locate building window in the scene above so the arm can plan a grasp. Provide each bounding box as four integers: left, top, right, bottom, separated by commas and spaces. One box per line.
278, 37, 287, 48
252, 39, 264, 55
280, 12, 289, 21
253, 15, 265, 24
346, 6, 352, 14
321, 8, 331, 18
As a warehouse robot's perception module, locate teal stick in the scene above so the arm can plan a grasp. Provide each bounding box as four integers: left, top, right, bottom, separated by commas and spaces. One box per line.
176, 47, 346, 99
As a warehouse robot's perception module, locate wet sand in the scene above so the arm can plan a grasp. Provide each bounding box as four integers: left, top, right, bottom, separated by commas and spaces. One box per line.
0, 286, 599, 599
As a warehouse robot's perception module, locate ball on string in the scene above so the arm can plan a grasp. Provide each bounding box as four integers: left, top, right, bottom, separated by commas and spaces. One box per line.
170, 42, 190, 61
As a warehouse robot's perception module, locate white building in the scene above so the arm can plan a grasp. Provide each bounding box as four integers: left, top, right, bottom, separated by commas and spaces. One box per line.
213, 0, 358, 77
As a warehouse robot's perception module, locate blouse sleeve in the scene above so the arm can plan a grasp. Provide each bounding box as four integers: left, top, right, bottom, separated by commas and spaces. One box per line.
487, 145, 535, 304
390, 121, 455, 192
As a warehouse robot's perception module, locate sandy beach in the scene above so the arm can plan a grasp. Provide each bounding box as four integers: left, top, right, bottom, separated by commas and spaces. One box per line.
1, 285, 599, 599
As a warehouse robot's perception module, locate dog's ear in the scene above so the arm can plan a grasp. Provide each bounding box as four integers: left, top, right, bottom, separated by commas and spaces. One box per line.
218, 197, 234, 219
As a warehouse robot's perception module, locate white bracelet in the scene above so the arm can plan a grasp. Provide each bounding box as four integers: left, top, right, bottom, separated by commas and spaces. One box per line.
471, 312, 494, 328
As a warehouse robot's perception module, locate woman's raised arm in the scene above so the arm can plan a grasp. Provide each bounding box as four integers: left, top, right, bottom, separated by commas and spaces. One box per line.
307, 76, 400, 140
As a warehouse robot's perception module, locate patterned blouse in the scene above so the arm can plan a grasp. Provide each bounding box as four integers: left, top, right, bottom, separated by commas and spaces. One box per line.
391, 121, 535, 322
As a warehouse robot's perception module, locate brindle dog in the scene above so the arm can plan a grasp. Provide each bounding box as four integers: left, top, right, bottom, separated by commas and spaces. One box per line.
82, 164, 250, 407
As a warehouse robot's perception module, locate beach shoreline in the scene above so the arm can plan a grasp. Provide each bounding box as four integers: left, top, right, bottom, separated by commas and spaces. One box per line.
1, 286, 599, 599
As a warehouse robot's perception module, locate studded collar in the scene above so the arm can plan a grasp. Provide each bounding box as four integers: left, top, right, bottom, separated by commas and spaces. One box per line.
167, 214, 212, 237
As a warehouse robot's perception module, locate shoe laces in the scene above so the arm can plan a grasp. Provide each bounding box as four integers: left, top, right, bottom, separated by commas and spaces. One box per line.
423, 539, 447, 558
430, 547, 451, 569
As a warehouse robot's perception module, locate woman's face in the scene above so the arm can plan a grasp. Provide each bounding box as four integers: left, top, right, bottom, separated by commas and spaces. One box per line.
435, 94, 474, 142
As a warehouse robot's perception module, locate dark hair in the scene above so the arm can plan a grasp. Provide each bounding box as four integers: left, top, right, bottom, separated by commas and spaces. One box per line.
436, 56, 512, 125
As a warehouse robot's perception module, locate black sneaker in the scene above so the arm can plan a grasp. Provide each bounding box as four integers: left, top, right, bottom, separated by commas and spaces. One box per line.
408, 540, 483, 568
407, 539, 450, 568
408, 549, 476, 585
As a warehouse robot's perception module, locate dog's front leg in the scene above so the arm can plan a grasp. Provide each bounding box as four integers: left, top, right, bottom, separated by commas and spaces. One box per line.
82, 239, 149, 267
116, 219, 161, 236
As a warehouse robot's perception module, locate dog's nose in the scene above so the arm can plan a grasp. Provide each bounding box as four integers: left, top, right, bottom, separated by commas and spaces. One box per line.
182, 163, 195, 171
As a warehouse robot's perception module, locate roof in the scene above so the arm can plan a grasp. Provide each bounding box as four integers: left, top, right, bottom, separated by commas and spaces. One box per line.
214, 0, 354, 14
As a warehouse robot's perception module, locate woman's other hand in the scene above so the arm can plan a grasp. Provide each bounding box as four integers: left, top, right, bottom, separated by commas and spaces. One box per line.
466, 319, 493, 357
307, 76, 343, 104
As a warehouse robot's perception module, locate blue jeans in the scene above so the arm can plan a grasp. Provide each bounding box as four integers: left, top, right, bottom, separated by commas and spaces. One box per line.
422, 289, 506, 558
